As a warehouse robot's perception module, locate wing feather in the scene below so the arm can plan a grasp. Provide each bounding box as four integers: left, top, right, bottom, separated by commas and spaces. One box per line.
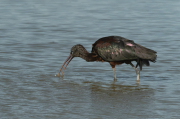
92, 36, 157, 62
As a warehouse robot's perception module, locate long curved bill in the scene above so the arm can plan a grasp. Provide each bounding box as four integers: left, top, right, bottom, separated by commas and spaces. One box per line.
57, 54, 73, 77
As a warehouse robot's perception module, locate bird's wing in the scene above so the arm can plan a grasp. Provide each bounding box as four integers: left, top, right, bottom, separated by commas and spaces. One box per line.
92, 36, 157, 62
132, 42, 157, 62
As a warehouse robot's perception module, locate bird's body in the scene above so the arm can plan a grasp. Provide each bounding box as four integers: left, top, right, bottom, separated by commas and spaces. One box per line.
92, 36, 156, 69
57, 36, 157, 82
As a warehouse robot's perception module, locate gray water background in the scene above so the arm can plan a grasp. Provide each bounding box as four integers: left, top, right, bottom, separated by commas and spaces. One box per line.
0, 0, 180, 118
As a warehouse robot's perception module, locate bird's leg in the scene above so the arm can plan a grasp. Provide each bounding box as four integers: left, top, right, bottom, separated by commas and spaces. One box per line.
130, 63, 140, 82
112, 67, 117, 81
110, 63, 117, 81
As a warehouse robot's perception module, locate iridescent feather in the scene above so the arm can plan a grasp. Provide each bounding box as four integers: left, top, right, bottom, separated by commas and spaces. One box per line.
92, 36, 157, 70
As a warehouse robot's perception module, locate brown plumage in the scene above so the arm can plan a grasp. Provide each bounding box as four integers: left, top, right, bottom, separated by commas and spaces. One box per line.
57, 36, 157, 81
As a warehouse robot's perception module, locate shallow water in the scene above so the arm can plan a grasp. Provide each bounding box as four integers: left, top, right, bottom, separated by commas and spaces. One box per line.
0, 0, 180, 118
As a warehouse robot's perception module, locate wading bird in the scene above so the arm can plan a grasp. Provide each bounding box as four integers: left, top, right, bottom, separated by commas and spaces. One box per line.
57, 36, 157, 81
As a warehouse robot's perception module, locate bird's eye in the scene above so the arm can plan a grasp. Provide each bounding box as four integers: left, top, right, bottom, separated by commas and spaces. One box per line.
71, 51, 73, 54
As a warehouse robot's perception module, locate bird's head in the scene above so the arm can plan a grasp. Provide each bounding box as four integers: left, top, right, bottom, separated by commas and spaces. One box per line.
70, 44, 87, 57
57, 44, 88, 77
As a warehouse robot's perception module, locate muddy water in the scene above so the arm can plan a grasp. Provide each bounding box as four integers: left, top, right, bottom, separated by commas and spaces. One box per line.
0, 0, 180, 118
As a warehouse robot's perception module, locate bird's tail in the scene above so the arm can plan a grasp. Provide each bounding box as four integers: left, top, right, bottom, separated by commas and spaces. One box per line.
134, 43, 157, 70
135, 43, 157, 62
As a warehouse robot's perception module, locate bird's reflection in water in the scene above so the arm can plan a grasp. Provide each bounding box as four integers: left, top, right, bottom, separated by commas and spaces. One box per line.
89, 81, 155, 119
112, 78, 139, 85
56, 76, 155, 118
89, 79, 148, 93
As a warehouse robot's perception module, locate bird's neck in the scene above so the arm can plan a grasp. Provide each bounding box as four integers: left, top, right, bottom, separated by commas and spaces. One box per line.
80, 50, 97, 62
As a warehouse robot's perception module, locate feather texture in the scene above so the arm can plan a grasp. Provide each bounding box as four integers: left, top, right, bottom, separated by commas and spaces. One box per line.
92, 36, 157, 70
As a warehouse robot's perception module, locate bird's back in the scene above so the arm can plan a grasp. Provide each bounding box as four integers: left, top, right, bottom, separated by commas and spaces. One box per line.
92, 36, 157, 62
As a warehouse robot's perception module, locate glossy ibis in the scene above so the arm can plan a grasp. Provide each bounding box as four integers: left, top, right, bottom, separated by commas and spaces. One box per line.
57, 36, 157, 81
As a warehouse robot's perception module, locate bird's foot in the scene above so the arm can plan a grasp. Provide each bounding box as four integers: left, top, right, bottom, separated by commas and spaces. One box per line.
55, 74, 64, 77
114, 78, 117, 82
136, 79, 139, 84
55, 74, 60, 77
112, 78, 117, 84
